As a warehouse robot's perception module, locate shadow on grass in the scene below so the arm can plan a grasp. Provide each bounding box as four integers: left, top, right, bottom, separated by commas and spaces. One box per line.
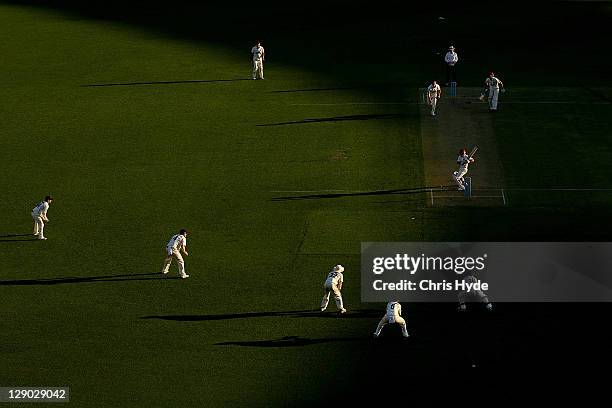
0, 238, 41, 242
81, 78, 252, 87
256, 113, 406, 127
582, 86, 612, 104
0, 233, 41, 242
214, 335, 363, 348
271, 186, 446, 201
270, 82, 412, 94
271, 87, 359, 93
141, 309, 381, 321
0, 272, 174, 285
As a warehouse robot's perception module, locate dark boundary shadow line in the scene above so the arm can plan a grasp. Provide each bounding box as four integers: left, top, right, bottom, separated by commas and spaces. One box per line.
0, 272, 175, 286
141, 309, 382, 321
214, 335, 365, 348
271, 186, 450, 201
81, 78, 252, 87
256, 113, 406, 127
270, 82, 412, 93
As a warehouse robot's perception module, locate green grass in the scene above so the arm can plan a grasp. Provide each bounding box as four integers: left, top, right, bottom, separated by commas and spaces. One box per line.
0, 5, 424, 406
1, 2, 612, 406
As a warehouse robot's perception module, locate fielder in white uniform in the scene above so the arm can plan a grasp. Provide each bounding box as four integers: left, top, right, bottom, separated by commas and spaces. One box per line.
444, 45, 459, 85
320, 264, 347, 314
458, 274, 493, 311
453, 148, 474, 190
162, 229, 189, 279
374, 301, 409, 338
251, 41, 265, 80
485, 72, 504, 111
426, 80, 442, 116
31, 195, 53, 240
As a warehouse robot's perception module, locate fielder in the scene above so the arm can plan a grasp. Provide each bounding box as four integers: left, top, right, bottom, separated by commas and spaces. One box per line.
485, 72, 504, 111
453, 148, 475, 191
374, 301, 409, 338
162, 229, 189, 279
251, 41, 265, 80
426, 80, 442, 116
31, 195, 53, 240
320, 264, 347, 314
458, 273, 493, 311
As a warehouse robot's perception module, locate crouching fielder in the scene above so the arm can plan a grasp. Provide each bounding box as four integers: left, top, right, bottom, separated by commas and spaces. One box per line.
162, 229, 189, 279
453, 148, 474, 191
374, 301, 409, 338
31, 195, 53, 240
426, 80, 441, 116
320, 264, 347, 314
458, 274, 493, 311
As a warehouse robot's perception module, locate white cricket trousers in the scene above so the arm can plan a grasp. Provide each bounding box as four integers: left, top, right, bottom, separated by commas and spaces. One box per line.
253, 59, 264, 79
162, 249, 186, 277
453, 168, 468, 189
374, 315, 409, 337
320, 282, 344, 311
32, 213, 44, 238
488, 88, 499, 110
428, 96, 438, 115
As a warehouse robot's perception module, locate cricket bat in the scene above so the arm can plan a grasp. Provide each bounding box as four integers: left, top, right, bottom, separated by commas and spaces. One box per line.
468, 146, 478, 159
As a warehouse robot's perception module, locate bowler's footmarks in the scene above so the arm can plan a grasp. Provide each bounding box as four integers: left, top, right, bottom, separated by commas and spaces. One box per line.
374, 301, 410, 339
320, 265, 347, 314
161, 229, 190, 279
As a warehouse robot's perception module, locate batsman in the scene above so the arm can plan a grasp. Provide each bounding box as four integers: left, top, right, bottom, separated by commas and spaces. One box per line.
453, 147, 477, 191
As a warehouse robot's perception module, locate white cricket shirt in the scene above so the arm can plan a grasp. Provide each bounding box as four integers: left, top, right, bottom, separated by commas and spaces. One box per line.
32, 201, 49, 217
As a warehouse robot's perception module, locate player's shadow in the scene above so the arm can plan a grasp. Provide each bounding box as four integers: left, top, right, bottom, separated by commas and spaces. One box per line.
0, 234, 40, 242
141, 309, 381, 321
81, 78, 252, 87
270, 82, 409, 94
214, 335, 362, 348
256, 113, 406, 127
271, 86, 358, 93
271, 186, 444, 201
0, 272, 172, 286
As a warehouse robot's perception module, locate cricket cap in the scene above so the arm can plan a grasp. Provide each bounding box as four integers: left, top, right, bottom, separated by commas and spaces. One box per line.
334, 265, 345, 273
